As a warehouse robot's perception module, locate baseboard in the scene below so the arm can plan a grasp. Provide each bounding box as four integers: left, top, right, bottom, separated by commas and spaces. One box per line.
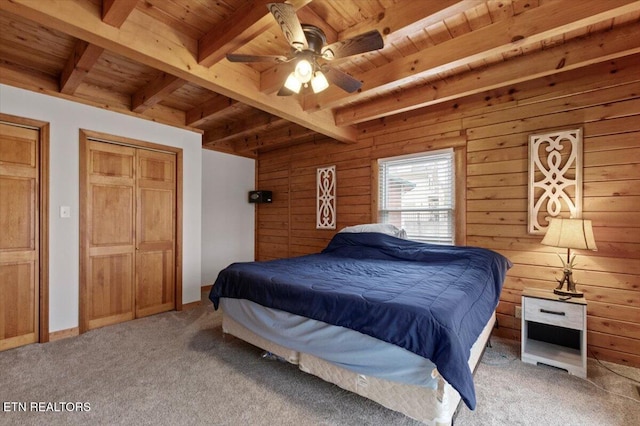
201, 284, 212, 292
182, 300, 201, 310
49, 327, 79, 342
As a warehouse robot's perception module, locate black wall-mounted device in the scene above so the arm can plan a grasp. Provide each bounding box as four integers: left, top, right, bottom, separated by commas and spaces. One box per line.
248, 190, 272, 203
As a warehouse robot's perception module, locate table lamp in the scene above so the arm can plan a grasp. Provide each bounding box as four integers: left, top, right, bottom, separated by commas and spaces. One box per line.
540, 217, 597, 298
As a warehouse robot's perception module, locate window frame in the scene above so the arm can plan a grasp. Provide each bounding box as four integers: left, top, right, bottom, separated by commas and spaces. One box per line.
372, 142, 466, 245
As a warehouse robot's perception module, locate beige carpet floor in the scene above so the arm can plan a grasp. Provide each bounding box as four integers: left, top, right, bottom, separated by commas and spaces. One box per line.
1, 296, 638, 425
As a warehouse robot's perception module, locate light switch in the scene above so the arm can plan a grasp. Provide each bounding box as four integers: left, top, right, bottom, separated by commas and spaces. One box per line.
60, 206, 71, 218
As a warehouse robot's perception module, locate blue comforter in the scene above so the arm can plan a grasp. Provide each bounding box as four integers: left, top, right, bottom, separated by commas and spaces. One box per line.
209, 232, 511, 409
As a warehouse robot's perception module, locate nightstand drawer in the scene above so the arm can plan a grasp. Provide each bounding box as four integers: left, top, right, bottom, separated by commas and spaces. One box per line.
524, 297, 584, 330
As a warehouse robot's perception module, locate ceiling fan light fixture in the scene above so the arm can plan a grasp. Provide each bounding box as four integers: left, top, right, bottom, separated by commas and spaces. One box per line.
284, 72, 302, 93
311, 70, 329, 93
294, 59, 313, 84
241, 4, 384, 97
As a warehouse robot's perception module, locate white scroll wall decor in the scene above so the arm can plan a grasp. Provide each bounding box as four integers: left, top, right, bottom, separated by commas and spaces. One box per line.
528, 128, 583, 234
316, 165, 336, 229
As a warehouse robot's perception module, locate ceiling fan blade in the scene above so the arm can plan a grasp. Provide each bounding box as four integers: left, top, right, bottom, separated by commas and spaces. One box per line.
321, 30, 384, 60
267, 3, 308, 51
226, 53, 288, 63
322, 66, 362, 93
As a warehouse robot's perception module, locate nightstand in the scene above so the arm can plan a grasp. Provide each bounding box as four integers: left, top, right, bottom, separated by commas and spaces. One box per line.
521, 288, 587, 378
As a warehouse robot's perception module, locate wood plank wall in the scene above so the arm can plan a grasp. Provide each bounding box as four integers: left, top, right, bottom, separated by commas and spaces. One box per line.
256, 54, 640, 368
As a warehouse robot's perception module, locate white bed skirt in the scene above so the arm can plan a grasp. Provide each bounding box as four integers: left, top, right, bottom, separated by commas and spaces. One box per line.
221, 304, 495, 425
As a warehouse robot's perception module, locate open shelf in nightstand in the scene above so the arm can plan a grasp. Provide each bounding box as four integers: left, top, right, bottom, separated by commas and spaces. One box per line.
523, 338, 583, 369
521, 288, 587, 378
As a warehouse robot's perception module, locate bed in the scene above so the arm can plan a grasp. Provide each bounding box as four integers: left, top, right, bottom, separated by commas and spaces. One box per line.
209, 229, 511, 425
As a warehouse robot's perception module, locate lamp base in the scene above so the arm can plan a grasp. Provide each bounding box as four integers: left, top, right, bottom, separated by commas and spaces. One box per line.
553, 288, 584, 298
554, 267, 583, 298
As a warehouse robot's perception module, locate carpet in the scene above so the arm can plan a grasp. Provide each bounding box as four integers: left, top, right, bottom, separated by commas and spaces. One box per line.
1, 300, 638, 425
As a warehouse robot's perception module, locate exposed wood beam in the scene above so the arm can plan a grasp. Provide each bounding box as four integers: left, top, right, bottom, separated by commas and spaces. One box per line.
232, 122, 317, 153
198, 0, 312, 68
59, 40, 104, 95
203, 113, 286, 145
335, 22, 640, 125
186, 95, 238, 127
1, 61, 59, 93
102, 0, 137, 28
306, 0, 640, 112
340, 0, 479, 46
0, 61, 195, 132
131, 72, 185, 113
107, 0, 185, 112
106, 0, 182, 113
200, 138, 238, 156
0, 0, 357, 143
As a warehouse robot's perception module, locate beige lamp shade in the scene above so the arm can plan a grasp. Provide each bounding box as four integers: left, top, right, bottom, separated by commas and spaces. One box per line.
541, 218, 597, 251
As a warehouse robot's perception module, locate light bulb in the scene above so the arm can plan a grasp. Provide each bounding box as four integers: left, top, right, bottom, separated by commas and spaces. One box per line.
283, 72, 301, 93
311, 71, 329, 93
294, 59, 313, 84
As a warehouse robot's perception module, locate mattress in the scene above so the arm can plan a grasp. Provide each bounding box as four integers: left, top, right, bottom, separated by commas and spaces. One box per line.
210, 232, 511, 409
221, 300, 495, 425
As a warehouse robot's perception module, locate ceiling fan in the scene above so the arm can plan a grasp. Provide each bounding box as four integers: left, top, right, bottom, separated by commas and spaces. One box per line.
226, 3, 384, 96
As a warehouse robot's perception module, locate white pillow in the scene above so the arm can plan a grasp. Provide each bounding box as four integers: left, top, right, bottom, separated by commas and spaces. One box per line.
339, 223, 407, 239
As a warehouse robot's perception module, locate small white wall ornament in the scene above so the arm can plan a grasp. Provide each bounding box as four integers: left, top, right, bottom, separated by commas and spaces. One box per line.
316, 165, 336, 229
528, 128, 583, 234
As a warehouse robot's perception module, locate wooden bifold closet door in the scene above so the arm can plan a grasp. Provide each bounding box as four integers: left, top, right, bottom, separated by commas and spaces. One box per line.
80, 138, 176, 332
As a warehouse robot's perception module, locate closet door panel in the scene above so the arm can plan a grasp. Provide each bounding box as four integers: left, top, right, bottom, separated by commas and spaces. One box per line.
136, 250, 174, 317
135, 150, 175, 318
87, 252, 135, 329
82, 141, 136, 331
0, 259, 36, 349
138, 187, 173, 245
90, 184, 134, 246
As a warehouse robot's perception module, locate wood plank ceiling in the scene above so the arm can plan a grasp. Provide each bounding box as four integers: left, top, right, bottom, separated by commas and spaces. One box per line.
1, 0, 639, 157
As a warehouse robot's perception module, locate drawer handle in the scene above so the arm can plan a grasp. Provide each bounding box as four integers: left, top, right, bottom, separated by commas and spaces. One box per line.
540, 308, 565, 316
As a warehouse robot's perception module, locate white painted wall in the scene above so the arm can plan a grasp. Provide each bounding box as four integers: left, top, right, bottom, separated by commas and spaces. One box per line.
0, 84, 210, 332
201, 150, 255, 286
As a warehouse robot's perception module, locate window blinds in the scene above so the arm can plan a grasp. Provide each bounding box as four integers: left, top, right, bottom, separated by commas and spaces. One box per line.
378, 149, 455, 244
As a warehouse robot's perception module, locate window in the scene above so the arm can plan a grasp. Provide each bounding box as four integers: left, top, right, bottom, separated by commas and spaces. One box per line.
378, 149, 455, 244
